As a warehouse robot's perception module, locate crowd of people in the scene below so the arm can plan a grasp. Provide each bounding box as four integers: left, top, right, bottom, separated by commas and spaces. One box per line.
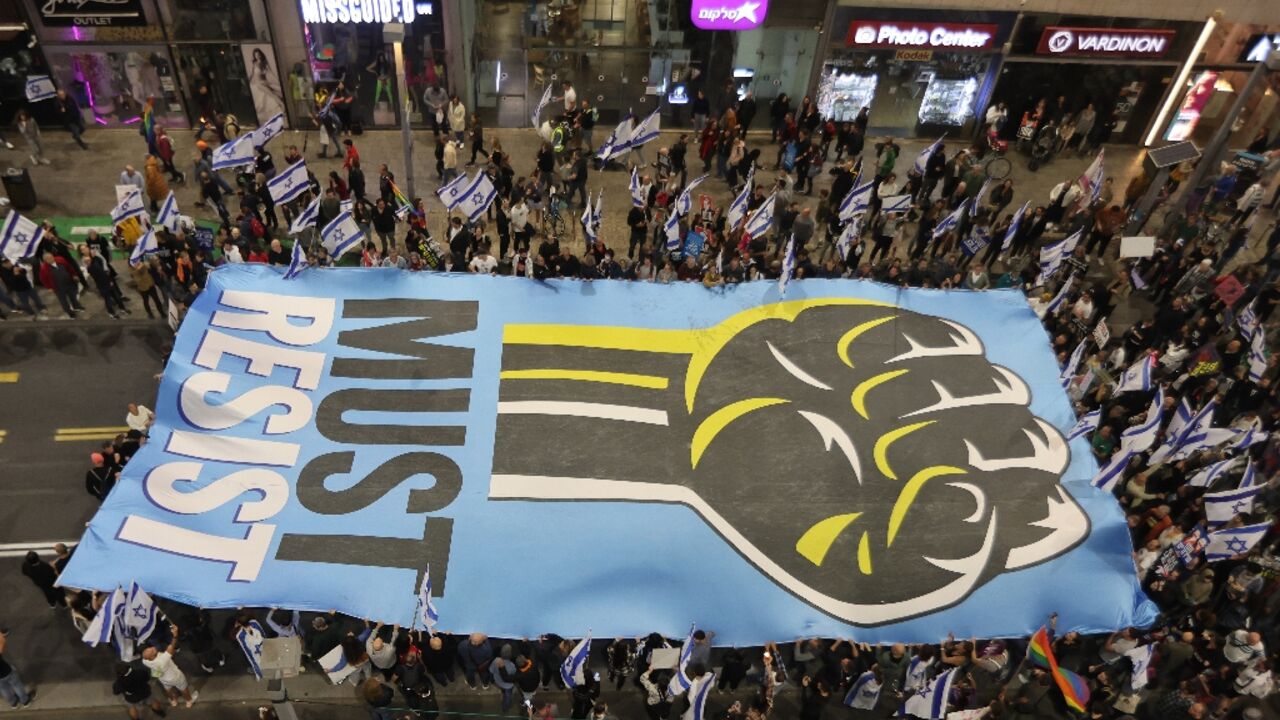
4, 77, 1280, 720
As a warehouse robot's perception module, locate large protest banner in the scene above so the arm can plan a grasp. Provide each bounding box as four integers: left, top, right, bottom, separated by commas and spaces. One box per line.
61, 266, 1157, 643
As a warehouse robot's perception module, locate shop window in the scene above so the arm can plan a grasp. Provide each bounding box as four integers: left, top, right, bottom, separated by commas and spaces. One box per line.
160, 0, 259, 41
44, 48, 186, 128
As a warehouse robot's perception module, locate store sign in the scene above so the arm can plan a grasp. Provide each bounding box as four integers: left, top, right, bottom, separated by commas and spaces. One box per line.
1035, 27, 1175, 58
689, 0, 769, 31
895, 49, 934, 61
299, 0, 431, 24
38, 0, 146, 26
1238, 33, 1280, 63
845, 21, 998, 51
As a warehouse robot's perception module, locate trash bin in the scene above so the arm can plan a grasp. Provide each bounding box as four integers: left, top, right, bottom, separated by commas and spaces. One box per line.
2, 167, 36, 210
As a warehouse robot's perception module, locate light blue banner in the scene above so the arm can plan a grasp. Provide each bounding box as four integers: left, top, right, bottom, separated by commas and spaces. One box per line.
61, 266, 1157, 644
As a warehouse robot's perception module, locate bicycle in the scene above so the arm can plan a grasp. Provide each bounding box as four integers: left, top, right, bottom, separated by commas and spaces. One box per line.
541, 186, 570, 239
983, 128, 1012, 180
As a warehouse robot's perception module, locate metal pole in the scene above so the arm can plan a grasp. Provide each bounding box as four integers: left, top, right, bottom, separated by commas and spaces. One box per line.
1183, 58, 1269, 195
393, 39, 416, 202
1125, 166, 1169, 236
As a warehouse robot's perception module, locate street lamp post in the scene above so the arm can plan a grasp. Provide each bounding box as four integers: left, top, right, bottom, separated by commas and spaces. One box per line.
386, 22, 416, 202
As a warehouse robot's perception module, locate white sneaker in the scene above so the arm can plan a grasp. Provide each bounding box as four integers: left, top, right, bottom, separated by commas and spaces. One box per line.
4, 142, 14, 149
186, 691, 198, 708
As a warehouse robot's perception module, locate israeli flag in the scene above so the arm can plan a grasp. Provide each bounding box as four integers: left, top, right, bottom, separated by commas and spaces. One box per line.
1165, 397, 1194, 443
1247, 327, 1267, 383
597, 114, 634, 162
1171, 428, 1240, 462
838, 175, 874, 221
913, 135, 945, 176
1066, 408, 1100, 441
129, 228, 159, 267
1115, 354, 1155, 394
668, 624, 697, 695
904, 666, 958, 719
282, 240, 307, 280
235, 619, 267, 680
1045, 275, 1074, 315
960, 226, 991, 257
687, 671, 715, 720
289, 196, 322, 235
155, 191, 180, 234
1231, 426, 1269, 452
1079, 148, 1106, 205
581, 195, 597, 243
778, 235, 797, 296
1161, 398, 1217, 460
835, 216, 860, 263
1120, 386, 1164, 454
1001, 201, 1030, 251
0, 211, 45, 263
531, 84, 554, 129
267, 160, 310, 204
25, 75, 56, 102
630, 168, 645, 207
1204, 484, 1263, 526
1124, 645, 1155, 690
1239, 458, 1258, 488
560, 635, 591, 689
339, 198, 353, 214
726, 175, 753, 230
418, 564, 440, 631
672, 175, 708, 220
457, 173, 499, 222
1039, 239, 1066, 282
1061, 227, 1084, 255
1187, 456, 1241, 488
931, 200, 967, 240
664, 211, 683, 251
1205, 521, 1271, 561
1238, 299, 1260, 342
320, 210, 364, 259
212, 134, 255, 170
844, 670, 882, 710
253, 112, 286, 147
628, 108, 661, 149
1091, 450, 1133, 493
743, 192, 776, 238
436, 171, 472, 210
124, 582, 160, 644
973, 178, 993, 208
592, 191, 603, 237
82, 586, 125, 647
319, 643, 359, 685
112, 189, 146, 226
1059, 339, 1087, 390
881, 194, 912, 214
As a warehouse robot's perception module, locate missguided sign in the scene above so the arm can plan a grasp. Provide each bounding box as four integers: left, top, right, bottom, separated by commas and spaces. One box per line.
1036, 27, 1176, 58
59, 266, 1157, 644
300, 0, 430, 23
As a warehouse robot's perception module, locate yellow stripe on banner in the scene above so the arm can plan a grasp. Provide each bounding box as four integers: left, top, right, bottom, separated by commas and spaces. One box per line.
0, 372, 18, 383
872, 421, 934, 480
857, 531, 874, 575
795, 512, 861, 567
690, 397, 788, 469
887, 465, 967, 546
503, 325, 693, 354
499, 369, 670, 389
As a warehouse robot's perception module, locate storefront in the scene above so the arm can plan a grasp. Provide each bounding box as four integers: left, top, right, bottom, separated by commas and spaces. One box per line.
0, 0, 55, 127
991, 16, 1202, 145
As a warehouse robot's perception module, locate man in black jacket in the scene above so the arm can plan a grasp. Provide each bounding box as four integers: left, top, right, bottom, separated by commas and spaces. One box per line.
114, 661, 168, 719
86, 452, 117, 502
54, 89, 87, 149
371, 199, 397, 253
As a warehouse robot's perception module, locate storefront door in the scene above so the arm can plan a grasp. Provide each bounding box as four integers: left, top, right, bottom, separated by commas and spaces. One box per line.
172, 45, 258, 127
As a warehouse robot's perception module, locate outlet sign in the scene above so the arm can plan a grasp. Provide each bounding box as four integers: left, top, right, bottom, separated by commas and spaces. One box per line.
1036, 27, 1176, 58
845, 21, 999, 51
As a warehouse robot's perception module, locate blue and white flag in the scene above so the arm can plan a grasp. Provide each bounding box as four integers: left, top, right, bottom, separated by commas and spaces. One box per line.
253, 112, 286, 147
1165, 397, 1194, 444
743, 192, 776, 238
1231, 427, 1269, 453
1115, 355, 1155, 394
24, 75, 56, 102
1039, 240, 1066, 282
289, 196, 321, 235
1061, 227, 1084, 255
881, 194, 912, 214
1239, 458, 1257, 489
320, 210, 364, 258
1124, 645, 1155, 690
1079, 148, 1106, 205
630, 168, 645, 208
778, 234, 797, 297
129, 228, 159, 267
913, 136, 945, 176
836, 216, 860, 263
235, 619, 267, 680
628, 109, 661, 149
592, 191, 603, 239
212, 134, 255, 170
1238, 299, 1260, 342
560, 634, 591, 688
1130, 266, 1148, 290
673, 175, 709, 219
904, 666, 958, 719
960, 226, 991, 257
124, 581, 160, 643
319, 643, 359, 685
1091, 450, 1133, 493
267, 160, 310, 204
82, 586, 125, 647
1204, 483, 1263, 526
531, 84, 554, 129
418, 564, 440, 632
1060, 339, 1087, 390
597, 114, 634, 162
1187, 456, 1242, 488
668, 624, 698, 695
436, 171, 472, 210
0, 211, 44, 263
687, 671, 715, 720
973, 178, 993, 209
1205, 522, 1271, 561
838, 175, 874, 221
1120, 386, 1164, 454
932, 200, 967, 240
664, 211, 683, 251
1001, 201, 1030, 251
726, 174, 754, 230
457, 173, 499, 222
1045, 275, 1075, 315
1247, 326, 1267, 383
112, 189, 146, 226
155, 191, 180, 234
581, 195, 597, 244
282, 239, 307, 280
844, 670, 882, 710
1066, 408, 1100, 441
1155, 398, 1218, 463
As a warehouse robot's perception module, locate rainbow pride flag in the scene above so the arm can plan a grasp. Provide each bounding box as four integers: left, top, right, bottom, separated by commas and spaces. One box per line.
141, 100, 156, 149
1027, 627, 1090, 713
388, 179, 422, 219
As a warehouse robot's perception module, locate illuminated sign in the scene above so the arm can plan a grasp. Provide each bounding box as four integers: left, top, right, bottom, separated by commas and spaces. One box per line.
690, 0, 768, 31
1238, 33, 1280, 63
1035, 27, 1175, 58
845, 21, 999, 51
39, 0, 146, 26
299, 0, 433, 24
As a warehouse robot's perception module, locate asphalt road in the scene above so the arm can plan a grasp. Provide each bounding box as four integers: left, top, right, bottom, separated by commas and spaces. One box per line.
0, 319, 171, 692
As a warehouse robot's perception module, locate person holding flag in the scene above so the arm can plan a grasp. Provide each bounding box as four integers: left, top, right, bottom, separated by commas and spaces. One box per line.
267, 160, 310, 205
320, 209, 364, 260
417, 565, 440, 633
560, 634, 591, 689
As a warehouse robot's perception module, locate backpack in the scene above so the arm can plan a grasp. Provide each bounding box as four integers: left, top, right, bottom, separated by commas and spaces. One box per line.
249, 216, 266, 238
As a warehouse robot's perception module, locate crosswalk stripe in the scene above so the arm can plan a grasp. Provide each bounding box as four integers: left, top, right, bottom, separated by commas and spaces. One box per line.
70, 225, 113, 236
56, 426, 131, 434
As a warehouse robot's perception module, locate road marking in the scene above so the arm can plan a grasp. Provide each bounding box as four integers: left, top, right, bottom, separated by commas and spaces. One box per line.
0, 372, 17, 382
0, 540, 79, 558
54, 425, 130, 442
0, 429, 6, 444
70, 225, 113, 236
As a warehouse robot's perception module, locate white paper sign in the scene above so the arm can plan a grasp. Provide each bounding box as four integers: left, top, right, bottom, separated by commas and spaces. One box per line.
1119, 236, 1156, 258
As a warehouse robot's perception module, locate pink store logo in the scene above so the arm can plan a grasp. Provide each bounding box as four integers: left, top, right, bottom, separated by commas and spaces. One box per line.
690, 0, 768, 30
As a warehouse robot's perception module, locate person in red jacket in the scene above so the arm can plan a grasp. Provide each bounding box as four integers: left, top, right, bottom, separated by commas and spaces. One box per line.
38, 251, 83, 318
155, 126, 185, 184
